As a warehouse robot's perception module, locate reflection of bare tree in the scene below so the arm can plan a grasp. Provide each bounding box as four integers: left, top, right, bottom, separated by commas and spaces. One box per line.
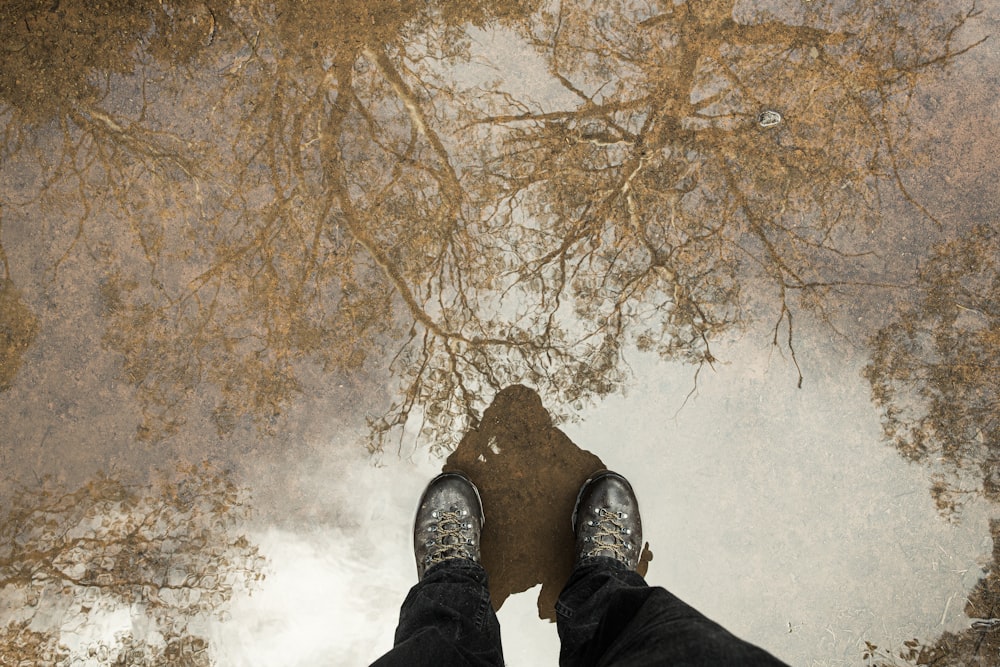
0, 0, 985, 451
0, 0, 226, 120
0, 278, 38, 391
95, 0, 544, 445
867, 519, 1000, 666
0, 208, 37, 391
0, 621, 67, 665
461, 0, 984, 383
0, 0, 226, 207
0, 463, 264, 664
54, 631, 213, 667
0, 623, 212, 667
866, 224, 1000, 515
345, 0, 984, 451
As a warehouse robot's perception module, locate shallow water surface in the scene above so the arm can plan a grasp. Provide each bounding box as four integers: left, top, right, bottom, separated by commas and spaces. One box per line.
1, 0, 999, 664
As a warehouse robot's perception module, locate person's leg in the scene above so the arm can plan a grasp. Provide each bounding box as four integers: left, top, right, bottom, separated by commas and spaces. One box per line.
373, 560, 503, 667
556, 471, 789, 667
556, 557, 788, 666
371, 473, 504, 667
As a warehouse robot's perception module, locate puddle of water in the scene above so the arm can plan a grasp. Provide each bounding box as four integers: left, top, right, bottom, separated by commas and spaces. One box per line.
561, 319, 994, 666
1, 0, 999, 664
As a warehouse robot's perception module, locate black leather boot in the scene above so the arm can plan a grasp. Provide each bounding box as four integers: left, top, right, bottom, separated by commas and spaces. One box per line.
571, 470, 643, 570
413, 472, 484, 579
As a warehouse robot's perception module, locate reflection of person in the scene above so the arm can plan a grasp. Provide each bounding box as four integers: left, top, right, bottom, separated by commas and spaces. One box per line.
442, 384, 618, 620
372, 470, 790, 666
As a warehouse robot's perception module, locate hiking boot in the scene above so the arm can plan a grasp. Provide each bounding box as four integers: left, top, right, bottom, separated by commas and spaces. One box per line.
413, 472, 484, 579
572, 470, 642, 570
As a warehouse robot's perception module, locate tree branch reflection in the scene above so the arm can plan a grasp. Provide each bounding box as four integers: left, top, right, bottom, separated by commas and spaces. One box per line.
867, 224, 1000, 517
0, 463, 265, 665
0, 0, 985, 455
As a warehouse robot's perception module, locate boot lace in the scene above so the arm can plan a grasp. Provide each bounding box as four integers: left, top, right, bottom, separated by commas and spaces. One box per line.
424, 507, 477, 568
582, 507, 633, 562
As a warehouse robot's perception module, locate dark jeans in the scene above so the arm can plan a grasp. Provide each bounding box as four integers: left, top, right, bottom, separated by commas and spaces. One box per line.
371, 558, 791, 666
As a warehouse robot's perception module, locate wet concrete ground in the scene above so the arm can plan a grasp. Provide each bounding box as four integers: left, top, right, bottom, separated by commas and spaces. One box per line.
1, 0, 1000, 665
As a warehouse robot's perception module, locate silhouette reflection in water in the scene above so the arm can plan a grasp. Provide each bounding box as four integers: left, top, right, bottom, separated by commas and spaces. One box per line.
444, 385, 651, 621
